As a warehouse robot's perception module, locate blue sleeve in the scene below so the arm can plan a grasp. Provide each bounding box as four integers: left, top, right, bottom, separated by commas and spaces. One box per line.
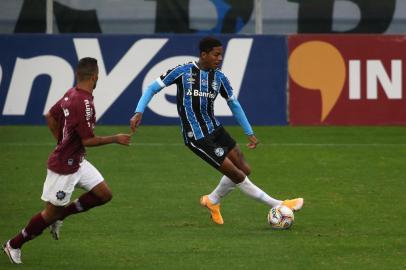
134, 80, 163, 113
219, 73, 233, 100
227, 97, 254, 136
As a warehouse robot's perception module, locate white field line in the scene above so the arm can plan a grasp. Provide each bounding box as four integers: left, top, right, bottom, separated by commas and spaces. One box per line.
1, 142, 406, 147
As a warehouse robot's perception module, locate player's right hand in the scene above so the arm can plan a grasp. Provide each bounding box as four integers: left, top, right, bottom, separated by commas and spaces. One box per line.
115, 134, 131, 146
247, 134, 259, 149
130, 112, 143, 133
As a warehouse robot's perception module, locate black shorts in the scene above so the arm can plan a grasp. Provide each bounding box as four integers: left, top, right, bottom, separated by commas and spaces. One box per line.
186, 126, 236, 169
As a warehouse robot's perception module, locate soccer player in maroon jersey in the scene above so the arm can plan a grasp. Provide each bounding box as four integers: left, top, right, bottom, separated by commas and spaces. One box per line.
3, 57, 131, 264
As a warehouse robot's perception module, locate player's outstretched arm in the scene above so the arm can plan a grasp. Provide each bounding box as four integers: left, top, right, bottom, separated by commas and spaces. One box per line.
130, 80, 163, 134
82, 134, 131, 147
227, 97, 258, 149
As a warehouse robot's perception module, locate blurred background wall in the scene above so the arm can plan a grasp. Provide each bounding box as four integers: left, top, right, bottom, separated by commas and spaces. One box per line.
0, 0, 405, 34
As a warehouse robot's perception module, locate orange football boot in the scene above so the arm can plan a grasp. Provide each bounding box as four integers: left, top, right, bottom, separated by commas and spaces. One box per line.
200, 195, 224, 225
282, 198, 304, 212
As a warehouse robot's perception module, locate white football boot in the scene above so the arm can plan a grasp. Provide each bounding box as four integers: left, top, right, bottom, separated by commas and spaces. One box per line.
49, 220, 63, 240
3, 240, 22, 264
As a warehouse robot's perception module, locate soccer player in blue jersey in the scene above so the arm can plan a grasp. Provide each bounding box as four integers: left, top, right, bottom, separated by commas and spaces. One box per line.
130, 37, 303, 224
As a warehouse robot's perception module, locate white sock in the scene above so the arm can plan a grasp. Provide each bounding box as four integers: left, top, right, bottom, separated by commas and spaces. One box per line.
208, 175, 236, 204
237, 176, 282, 207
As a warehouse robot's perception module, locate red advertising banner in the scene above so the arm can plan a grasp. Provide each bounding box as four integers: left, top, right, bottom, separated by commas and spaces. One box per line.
288, 35, 406, 125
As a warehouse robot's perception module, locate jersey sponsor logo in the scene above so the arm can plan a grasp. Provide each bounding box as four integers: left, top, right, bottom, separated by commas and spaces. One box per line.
56, 190, 66, 200
214, 147, 224, 157
84, 99, 93, 121
186, 89, 216, 99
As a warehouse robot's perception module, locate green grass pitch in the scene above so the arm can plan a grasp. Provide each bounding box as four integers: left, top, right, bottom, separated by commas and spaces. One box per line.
0, 125, 405, 269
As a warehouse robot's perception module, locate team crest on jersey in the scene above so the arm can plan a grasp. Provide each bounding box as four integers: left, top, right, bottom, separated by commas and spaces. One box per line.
211, 81, 218, 91
214, 147, 225, 157
56, 191, 66, 200
84, 99, 93, 121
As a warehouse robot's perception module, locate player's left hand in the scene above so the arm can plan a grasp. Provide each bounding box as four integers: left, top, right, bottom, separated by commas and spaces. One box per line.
247, 134, 259, 149
130, 112, 143, 133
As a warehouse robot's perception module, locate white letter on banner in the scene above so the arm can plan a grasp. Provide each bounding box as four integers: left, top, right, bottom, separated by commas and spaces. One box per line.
3, 56, 74, 115
143, 56, 198, 117
349, 60, 361, 100
367, 60, 402, 100
73, 38, 168, 119
214, 38, 253, 116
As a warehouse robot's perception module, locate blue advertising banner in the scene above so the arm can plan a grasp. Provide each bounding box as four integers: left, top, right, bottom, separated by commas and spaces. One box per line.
0, 34, 287, 125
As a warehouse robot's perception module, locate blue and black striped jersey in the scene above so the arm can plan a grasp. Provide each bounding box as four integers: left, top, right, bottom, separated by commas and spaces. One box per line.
156, 61, 234, 142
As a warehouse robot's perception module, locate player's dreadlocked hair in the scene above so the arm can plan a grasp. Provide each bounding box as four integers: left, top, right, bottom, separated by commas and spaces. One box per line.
199, 36, 222, 54
76, 57, 98, 81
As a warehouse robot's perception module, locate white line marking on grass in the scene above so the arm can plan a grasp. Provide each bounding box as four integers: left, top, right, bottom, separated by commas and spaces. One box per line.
1, 142, 406, 147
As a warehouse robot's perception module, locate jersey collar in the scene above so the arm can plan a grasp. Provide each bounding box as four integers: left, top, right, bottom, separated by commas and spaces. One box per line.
75, 87, 93, 97
193, 61, 218, 72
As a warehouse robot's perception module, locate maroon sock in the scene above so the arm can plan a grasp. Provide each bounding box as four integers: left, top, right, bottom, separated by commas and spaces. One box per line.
10, 213, 49, 249
60, 192, 104, 220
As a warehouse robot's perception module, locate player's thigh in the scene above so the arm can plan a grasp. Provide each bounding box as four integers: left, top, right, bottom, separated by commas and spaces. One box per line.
77, 160, 111, 201
77, 159, 105, 191
186, 140, 223, 168
227, 145, 251, 175
219, 157, 246, 183
41, 169, 80, 206
215, 126, 251, 174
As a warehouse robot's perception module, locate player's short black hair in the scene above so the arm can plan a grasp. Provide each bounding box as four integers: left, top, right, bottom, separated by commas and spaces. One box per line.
76, 57, 98, 81
199, 37, 222, 54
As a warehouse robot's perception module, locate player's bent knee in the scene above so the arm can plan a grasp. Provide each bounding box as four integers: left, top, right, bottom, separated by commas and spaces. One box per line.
92, 181, 113, 203
42, 204, 65, 223
101, 191, 113, 203
243, 164, 251, 176
228, 170, 246, 183
97, 188, 113, 204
